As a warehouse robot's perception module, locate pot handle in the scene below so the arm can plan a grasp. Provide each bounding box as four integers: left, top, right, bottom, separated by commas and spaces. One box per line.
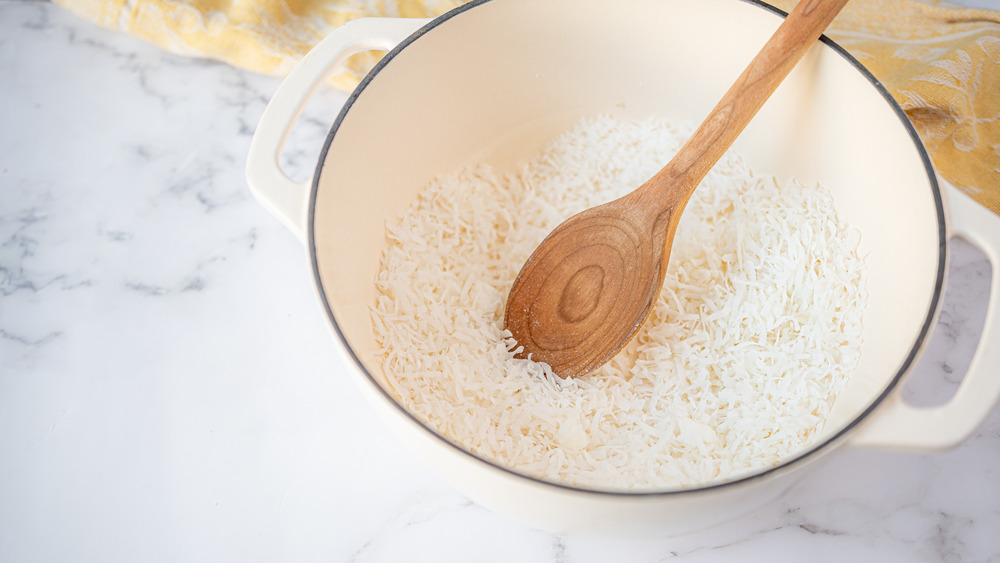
850, 179, 1000, 450
246, 17, 431, 243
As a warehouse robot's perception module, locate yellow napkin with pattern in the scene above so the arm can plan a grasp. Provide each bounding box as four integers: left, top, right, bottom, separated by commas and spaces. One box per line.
55, 0, 1000, 213
773, 0, 1000, 213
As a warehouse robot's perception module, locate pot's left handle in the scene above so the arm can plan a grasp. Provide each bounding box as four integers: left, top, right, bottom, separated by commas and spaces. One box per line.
246, 17, 431, 243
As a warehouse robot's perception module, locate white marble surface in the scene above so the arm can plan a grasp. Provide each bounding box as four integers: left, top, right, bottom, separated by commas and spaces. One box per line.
2, 1, 999, 561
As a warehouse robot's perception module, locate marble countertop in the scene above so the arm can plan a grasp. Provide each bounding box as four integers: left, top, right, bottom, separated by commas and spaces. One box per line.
2, 1, 999, 561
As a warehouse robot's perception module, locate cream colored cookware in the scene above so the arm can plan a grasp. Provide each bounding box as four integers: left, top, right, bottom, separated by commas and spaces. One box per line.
247, 0, 1000, 536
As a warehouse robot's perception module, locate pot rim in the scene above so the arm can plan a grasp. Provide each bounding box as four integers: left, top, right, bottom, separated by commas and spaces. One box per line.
307, 0, 947, 496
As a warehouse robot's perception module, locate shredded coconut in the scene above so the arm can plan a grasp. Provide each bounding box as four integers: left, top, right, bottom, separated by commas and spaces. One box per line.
371, 115, 867, 491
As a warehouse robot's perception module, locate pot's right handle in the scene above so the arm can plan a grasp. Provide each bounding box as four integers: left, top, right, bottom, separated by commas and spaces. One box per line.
246, 17, 430, 244
850, 180, 1000, 451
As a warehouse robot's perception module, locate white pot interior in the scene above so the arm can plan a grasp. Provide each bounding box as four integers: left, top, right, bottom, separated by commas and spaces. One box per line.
310, 0, 943, 491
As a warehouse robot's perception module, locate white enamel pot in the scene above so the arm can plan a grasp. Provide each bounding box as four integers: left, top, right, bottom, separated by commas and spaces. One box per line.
247, 0, 1000, 536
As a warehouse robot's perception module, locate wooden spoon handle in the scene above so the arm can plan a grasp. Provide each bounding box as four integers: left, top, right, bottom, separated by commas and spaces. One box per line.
642, 0, 849, 207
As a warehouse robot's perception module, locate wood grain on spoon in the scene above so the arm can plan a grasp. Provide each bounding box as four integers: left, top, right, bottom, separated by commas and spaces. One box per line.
504, 0, 849, 378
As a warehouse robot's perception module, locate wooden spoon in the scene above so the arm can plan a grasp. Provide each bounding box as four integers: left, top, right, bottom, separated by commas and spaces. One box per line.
504, 0, 849, 378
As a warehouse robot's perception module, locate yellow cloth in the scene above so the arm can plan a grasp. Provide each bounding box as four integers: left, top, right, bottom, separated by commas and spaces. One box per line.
54, 0, 1000, 213
773, 0, 1000, 213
